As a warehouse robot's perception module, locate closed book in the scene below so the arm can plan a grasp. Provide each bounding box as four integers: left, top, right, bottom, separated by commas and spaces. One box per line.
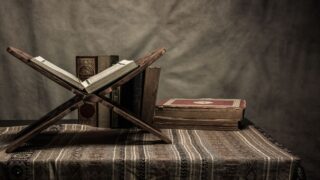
115, 72, 145, 128
111, 67, 160, 128
141, 67, 161, 124
154, 98, 246, 130
110, 86, 121, 128
76, 55, 120, 127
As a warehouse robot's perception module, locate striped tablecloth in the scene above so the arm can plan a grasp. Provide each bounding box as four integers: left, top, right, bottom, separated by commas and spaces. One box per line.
0, 124, 302, 179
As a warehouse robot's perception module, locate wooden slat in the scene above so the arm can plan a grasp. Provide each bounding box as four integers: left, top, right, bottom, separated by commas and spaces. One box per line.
98, 48, 166, 96
5, 95, 84, 153
14, 95, 83, 139
85, 94, 171, 144
7, 47, 85, 95
141, 67, 161, 123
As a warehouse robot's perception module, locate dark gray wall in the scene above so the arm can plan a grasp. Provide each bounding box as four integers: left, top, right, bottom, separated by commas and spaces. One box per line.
0, 0, 319, 178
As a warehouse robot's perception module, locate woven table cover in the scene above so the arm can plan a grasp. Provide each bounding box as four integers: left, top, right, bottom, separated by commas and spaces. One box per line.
0, 124, 300, 180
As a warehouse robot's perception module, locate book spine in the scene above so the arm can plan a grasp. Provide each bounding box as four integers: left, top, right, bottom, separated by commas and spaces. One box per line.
141, 67, 161, 124
76, 55, 119, 127
110, 86, 121, 128
116, 71, 145, 128
96, 55, 119, 128
106, 56, 121, 129
132, 71, 144, 116
76, 56, 99, 127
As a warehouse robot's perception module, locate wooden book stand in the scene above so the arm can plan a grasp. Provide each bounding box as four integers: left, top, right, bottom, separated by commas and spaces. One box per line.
5, 47, 171, 153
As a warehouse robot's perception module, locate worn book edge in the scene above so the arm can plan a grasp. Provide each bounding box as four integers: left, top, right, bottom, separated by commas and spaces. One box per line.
157, 99, 246, 109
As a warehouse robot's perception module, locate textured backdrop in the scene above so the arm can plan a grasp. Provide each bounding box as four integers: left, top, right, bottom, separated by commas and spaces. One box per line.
0, 0, 319, 178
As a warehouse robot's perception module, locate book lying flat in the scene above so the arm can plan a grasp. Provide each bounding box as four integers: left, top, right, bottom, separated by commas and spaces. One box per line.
154, 98, 246, 130
156, 98, 246, 119
31, 56, 138, 93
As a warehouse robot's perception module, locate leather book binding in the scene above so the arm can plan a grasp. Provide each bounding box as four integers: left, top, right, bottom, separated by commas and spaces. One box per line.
141, 67, 161, 124
154, 98, 246, 130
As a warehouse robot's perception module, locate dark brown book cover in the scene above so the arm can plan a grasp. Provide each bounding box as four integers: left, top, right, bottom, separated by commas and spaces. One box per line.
76, 55, 119, 127
115, 72, 145, 128
156, 98, 246, 119
76, 56, 98, 127
110, 86, 121, 128
141, 67, 161, 124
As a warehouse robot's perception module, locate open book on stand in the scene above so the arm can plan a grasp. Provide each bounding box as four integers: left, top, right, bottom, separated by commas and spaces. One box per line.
5, 46, 171, 153
31, 56, 138, 93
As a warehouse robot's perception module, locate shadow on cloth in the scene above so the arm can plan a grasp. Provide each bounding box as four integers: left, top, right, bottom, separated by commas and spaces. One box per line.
9, 128, 164, 152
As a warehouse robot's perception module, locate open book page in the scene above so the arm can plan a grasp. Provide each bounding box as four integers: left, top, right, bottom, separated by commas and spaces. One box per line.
30, 56, 84, 90
81, 60, 138, 93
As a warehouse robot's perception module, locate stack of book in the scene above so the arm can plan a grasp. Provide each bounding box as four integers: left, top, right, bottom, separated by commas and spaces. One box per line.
74, 54, 246, 131
154, 98, 246, 130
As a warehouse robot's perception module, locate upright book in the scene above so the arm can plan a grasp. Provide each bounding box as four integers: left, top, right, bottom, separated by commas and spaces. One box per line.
116, 72, 145, 128
76, 55, 120, 127
111, 67, 161, 128
154, 98, 246, 130
141, 67, 161, 124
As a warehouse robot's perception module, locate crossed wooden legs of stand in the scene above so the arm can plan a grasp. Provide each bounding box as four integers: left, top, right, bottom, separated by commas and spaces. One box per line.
5, 46, 170, 153
6, 94, 171, 153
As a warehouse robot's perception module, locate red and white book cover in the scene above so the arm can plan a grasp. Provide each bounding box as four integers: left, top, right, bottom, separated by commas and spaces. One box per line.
158, 98, 246, 109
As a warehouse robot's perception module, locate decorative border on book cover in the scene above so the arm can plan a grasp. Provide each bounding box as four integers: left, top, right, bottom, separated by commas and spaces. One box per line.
162, 98, 243, 108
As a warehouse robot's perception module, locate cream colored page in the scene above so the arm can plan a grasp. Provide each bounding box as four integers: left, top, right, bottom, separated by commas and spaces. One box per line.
30, 56, 83, 89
